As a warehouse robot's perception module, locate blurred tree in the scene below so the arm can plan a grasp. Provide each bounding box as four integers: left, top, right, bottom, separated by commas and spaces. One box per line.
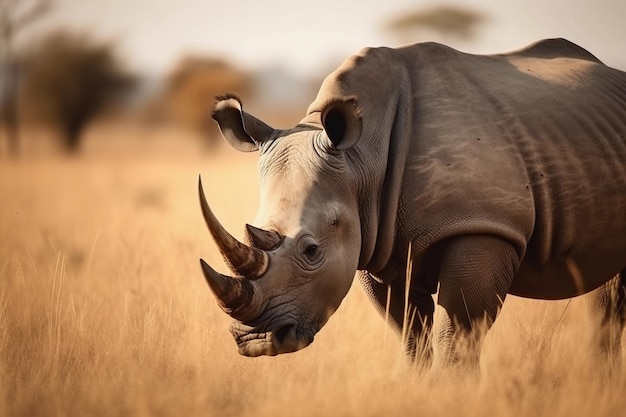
0, 0, 51, 156
159, 55, 251, 148
385, 5, 487, 42
20, 30, 134, 152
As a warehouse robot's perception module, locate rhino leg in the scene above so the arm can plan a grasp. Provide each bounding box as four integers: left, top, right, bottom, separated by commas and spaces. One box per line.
588, 270, 626, 370
358, 270, 434, 366
433, 235, 519, 370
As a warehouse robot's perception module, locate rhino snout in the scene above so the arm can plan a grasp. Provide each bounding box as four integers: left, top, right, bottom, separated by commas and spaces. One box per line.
230, 321, 314, 357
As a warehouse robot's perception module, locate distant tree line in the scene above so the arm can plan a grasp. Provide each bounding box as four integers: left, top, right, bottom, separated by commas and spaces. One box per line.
156, 55, 251, 144
4, 28, 251, 154
19, 31, 134, 151
385, 5, 487, 42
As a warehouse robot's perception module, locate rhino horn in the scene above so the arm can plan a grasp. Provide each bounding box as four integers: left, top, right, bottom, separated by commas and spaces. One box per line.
245, 224, 282, 251
199, 259, 258, 321
198, 176, 269, 279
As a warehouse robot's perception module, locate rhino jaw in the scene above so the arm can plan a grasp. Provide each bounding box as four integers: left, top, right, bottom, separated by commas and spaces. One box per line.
230, 321, 315, 357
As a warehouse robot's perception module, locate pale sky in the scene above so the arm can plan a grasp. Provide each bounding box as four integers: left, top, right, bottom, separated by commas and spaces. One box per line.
20, 0, 626, 78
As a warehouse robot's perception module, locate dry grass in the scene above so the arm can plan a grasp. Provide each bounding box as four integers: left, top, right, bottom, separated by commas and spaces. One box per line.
1, 131, 624, 417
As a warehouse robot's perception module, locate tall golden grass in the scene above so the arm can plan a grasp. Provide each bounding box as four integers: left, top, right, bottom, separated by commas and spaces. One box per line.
1, 135, 624, 417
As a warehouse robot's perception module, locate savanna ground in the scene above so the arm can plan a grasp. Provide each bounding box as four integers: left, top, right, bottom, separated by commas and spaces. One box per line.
1, 125, 625, 417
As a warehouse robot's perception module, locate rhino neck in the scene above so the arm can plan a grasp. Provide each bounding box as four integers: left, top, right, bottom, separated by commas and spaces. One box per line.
352, 86, 414, 274
304, 46, 415, 274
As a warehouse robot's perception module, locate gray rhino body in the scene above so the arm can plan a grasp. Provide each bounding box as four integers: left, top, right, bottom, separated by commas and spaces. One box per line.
199, 38, 626, 365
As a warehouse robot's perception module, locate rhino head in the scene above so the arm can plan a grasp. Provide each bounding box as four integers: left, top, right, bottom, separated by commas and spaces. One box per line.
199, 95, 364, 356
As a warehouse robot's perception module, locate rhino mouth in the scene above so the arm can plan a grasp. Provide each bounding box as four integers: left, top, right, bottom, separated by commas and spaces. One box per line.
230, 321, 315, 357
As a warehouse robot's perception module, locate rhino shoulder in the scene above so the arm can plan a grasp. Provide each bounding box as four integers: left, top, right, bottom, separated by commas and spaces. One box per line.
336, 45, 399, 74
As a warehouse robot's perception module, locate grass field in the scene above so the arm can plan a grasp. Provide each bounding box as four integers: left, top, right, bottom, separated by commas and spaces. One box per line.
1, 130, 624, 417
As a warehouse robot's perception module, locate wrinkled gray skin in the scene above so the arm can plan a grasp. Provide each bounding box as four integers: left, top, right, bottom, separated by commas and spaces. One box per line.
199, 38, 626, 367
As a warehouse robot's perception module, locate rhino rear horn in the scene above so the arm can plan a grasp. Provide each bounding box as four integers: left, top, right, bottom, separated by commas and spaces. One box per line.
212, 94, 275, 152
198, 175, 269, 279
245, 224, 282, 251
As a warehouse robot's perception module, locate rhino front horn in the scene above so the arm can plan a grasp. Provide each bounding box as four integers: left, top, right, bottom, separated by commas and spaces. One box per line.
200, 259, 258, 321
198, 176, 269, 279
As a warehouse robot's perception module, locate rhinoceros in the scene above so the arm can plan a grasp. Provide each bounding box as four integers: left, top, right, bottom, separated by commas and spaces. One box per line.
198, 38, 626, 366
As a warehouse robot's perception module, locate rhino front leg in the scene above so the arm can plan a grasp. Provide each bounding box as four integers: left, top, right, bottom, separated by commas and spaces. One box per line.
358, 271, 434, 365
433, 234, 519, 370
588, 271, 626, 370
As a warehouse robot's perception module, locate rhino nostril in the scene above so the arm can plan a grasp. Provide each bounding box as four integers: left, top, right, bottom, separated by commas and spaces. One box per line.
274, 324, 295, 346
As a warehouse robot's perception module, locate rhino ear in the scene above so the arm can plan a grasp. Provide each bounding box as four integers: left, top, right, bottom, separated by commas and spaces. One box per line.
212, 94, 275, 152
321, 98, 362, 150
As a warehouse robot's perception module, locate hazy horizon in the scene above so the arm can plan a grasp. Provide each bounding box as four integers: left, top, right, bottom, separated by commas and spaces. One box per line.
16, 0, 626, 78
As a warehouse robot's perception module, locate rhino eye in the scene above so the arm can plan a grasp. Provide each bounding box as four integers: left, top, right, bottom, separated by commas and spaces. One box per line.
300, 238, 323, 266
304, 244, 319, 258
